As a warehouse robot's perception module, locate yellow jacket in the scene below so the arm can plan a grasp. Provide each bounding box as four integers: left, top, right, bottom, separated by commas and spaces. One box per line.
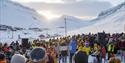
83, 46, 90, 55
78, 46, 84, 52
108, 44, 114, 52
78, 46, 90, 55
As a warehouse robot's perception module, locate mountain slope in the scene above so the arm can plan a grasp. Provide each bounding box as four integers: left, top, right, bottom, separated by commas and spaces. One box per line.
0, 0, 90, 31
69, 2, 125, 34
0, 0, 89, 40
0, 0, 46, 28
0, 0, 47, 41
50, 15, 90, 30
0, 0, 125, 40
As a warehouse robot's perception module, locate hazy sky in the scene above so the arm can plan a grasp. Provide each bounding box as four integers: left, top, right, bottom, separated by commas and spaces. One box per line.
11, 0, 125, 20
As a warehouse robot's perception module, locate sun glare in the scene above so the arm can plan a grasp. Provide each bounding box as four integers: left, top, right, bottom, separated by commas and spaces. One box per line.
37, 11, 61, 20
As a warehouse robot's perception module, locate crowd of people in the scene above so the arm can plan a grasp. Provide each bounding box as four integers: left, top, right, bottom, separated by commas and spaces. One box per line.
0, 32, 125, 63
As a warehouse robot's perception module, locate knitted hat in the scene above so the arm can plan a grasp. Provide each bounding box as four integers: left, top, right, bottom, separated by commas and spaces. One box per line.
30, 47, 46, 62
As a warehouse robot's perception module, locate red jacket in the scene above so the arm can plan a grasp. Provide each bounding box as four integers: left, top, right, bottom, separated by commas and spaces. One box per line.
3, 47, 10, 52
101, 47, 106, 58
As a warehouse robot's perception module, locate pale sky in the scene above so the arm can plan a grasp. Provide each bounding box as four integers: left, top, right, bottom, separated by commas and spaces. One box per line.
11, 0, 124, 5
11, 0, 125, 20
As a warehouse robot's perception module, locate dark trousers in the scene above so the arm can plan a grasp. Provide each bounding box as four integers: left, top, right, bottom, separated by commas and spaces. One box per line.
70, 53, 74, 63
62, 56, 67, 63
108, 52, 112, 60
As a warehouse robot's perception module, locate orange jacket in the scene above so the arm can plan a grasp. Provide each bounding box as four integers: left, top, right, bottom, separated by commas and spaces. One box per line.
0, 60, 7, 63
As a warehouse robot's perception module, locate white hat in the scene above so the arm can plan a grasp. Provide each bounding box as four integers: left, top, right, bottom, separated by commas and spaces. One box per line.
11, 54, 26, 63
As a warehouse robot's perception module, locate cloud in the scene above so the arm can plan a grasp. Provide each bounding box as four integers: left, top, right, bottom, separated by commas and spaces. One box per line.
22, 0, 112, 19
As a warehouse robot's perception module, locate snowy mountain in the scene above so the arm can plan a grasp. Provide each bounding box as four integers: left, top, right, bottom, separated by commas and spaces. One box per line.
69, 2, 125, 34
0, 0, 48, 41
0, 0, 125, 42
98, 2, 125, 18
0, 0, 90, 32
50, 15, 90, 30
0, 0, 87, 40
0, 0, 46, 28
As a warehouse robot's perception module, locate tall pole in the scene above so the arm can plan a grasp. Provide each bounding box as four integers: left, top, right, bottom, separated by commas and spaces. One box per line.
124, 24, 125, 33
64, 16, 70, 63
12, 31, 14, 39
64, 16, 67, 36
96, 26, 99, 43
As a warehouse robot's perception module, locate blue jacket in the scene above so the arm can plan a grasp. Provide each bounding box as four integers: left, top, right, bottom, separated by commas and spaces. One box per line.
70, 38, 77, 53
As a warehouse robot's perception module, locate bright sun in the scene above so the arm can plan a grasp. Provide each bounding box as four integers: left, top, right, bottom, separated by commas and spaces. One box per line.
37, 11, 60, 20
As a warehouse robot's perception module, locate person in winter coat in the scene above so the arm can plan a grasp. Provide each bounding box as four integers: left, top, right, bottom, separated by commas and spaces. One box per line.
83, 41, 90, 55
120, 36, 125, 62
0, 53, 7, 63
50, 47, 57, 63
3, 43, 10, 53
69, 38, 77, 63
109, 57, 121, 63
46, 47, 54, 63
60, 42, 68, 63
73, 51, 88, 63
101, 46, 106, 63
11, 54, 26, 63
27, 47, 47, 63
3, 43, 12, 62
107, 43, 115, 60
0, 43, 3, 52
77, 42, 84, 52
